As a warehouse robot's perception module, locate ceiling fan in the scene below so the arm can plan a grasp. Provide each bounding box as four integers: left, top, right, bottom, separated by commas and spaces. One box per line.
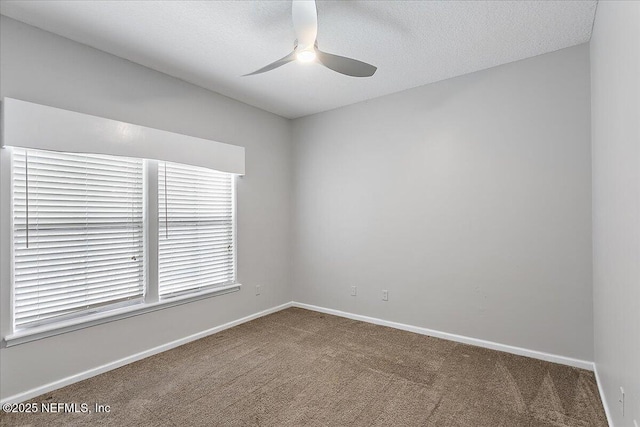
244, 0, 377, 77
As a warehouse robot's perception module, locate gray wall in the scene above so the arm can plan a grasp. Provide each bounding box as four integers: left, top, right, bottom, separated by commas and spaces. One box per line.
292, 44, 593, 361
0, 16, 292, 400
591, 1, 640, 425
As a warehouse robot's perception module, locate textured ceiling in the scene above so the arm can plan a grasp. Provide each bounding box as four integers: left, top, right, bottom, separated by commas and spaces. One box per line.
0, 1, 597, 119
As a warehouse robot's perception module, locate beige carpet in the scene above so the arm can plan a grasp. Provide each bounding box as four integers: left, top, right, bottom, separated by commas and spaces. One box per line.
1, 308, 607, 427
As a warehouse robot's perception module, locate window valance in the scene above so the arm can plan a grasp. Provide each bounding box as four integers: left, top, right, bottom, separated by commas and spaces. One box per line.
1, 98, 245, 175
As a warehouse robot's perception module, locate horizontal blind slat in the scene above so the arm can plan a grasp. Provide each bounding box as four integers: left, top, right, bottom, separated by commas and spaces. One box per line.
16, 280, 144, 302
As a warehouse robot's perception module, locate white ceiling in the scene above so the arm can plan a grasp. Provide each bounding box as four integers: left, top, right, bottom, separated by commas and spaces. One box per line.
0, 1, 597, 119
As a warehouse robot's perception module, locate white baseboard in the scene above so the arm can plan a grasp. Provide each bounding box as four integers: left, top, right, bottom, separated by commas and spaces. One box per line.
593, 363, 614, 427
292, 302, 594, 371
2, 301, 600, 408
0, 302, 293, 405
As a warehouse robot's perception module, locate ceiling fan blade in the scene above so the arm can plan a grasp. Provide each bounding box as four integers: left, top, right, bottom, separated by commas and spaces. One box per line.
316, 50, 377, 77
292, 0, 317, 49
243, 51, 296, 76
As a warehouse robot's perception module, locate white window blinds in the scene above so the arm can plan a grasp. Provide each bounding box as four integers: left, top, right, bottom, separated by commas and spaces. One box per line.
158, 161, 235, 298
12, 148, 144, 329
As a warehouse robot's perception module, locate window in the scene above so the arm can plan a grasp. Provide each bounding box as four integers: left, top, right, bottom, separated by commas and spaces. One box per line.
2, 99, 245, 343
12, 149, 144, 329
159, 161, 235, 297
9, 148, 237, 334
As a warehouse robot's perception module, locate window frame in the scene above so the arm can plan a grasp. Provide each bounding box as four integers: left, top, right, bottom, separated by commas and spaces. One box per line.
158, 160, 237, 298
11, 148, 147, 329
0, 148, 241, 347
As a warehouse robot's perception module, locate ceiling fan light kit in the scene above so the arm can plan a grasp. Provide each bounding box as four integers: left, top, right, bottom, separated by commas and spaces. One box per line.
296, 50, 316, 63
245, 0, 377, 78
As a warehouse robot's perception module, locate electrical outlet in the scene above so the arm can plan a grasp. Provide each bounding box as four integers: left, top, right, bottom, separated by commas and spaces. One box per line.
350, 286, 357, 296
255, 285, 261, 296
382, 290, 388, 301
619, 387, 624, 417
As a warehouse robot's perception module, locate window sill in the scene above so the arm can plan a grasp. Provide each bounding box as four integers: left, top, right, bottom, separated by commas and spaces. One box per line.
3, 283, 242, 348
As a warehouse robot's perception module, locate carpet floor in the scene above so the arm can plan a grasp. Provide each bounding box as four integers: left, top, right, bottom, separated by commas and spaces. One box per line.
1, 307, 607, 427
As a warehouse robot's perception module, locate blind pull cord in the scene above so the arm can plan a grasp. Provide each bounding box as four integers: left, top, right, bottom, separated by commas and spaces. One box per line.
164, 161, 169, 239
131, 168, 137, 261
25, 150, 29, 249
